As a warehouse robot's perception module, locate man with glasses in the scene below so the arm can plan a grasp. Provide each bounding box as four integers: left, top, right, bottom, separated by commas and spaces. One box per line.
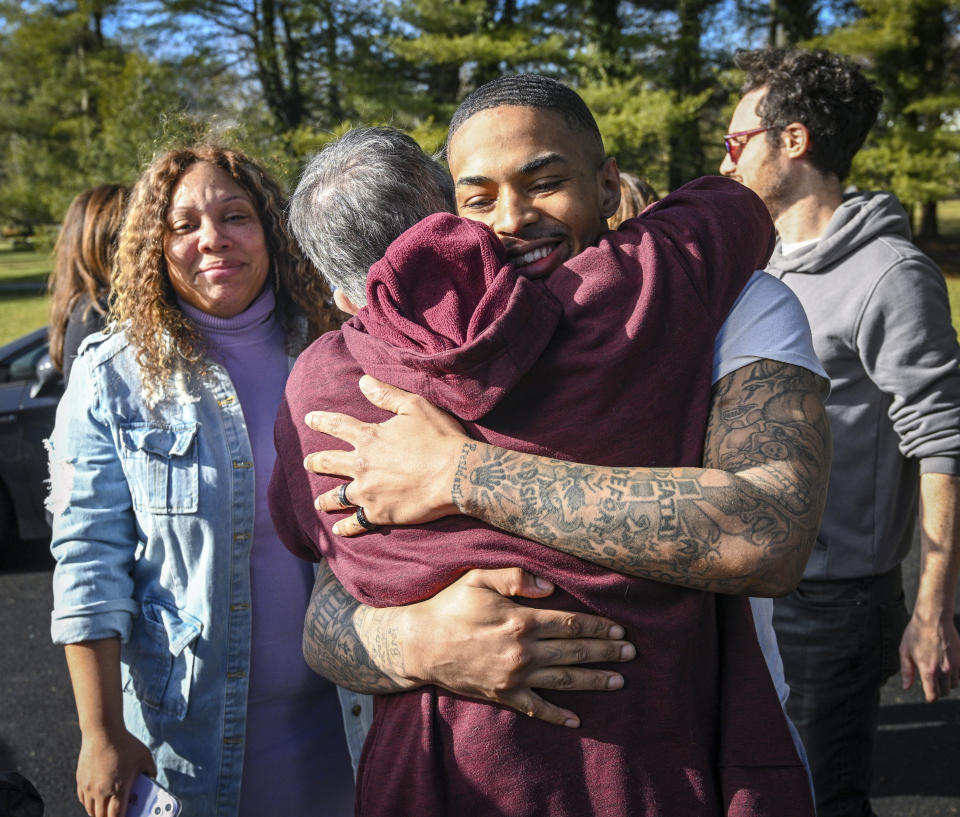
721, 47, 960, 817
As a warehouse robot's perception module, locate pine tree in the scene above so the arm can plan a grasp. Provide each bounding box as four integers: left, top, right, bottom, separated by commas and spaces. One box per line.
817, 0, 960, 237
0, 0, 243, 225
157, 0, 389, 133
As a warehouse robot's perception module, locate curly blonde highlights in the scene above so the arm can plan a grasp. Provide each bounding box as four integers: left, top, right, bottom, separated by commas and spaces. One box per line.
110, 145, 340, 399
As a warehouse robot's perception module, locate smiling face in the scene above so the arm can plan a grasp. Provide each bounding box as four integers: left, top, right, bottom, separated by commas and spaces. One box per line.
447, 105, 620, 276
163, 161, 270, 318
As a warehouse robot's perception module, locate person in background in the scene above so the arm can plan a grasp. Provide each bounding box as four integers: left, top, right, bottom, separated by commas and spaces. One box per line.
607, 171, 659, 229
47, 145, 351, 817
47, 183, 129, 383
720, 47, 960, 817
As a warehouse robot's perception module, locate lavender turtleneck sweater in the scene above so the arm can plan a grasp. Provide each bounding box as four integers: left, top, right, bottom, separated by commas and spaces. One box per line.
182, 288, 354, 816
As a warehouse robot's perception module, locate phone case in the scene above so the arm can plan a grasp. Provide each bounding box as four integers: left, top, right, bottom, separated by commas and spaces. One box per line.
126, 774, 181, 817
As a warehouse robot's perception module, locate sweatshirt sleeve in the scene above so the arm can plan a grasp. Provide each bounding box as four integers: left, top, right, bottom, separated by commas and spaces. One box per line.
626, 176, 776, 329
269, 369, 327, 562
855, 251, 960, 474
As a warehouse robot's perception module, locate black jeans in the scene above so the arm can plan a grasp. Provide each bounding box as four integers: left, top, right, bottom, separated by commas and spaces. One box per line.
773, 566, 909, 817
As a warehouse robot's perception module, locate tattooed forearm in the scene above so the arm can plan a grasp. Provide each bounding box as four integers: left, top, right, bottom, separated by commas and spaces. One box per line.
302, 561, 415, 693
451, 361, 831, 596
451, 441, 478, 511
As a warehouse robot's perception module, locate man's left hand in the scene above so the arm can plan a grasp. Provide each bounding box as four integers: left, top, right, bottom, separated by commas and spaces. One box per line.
303, 375, 468, 534
899, 610, 960, 701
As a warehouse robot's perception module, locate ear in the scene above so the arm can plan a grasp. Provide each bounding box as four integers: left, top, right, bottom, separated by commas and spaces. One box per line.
333, 288, 361, 316
781, 122, 811, 160
597, 156, 621, 220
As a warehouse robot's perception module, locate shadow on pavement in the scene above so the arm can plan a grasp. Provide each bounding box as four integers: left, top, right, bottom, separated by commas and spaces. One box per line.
874, 694, 960, 800
0, 735, 16, 772
0, 539, 53, 574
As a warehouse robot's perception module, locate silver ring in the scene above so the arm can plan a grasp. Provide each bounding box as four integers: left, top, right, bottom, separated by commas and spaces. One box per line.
337, 483, 352, 508
355, 506, 377, 531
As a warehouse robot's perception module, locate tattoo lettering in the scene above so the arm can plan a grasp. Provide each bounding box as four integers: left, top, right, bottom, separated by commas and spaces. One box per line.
302, 561, 409, 693
452, 441, 478, 512
452, 361, 831, 595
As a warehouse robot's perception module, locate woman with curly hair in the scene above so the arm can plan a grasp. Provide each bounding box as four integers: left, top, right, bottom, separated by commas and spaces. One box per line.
47, 183, 129, 382
47, 145, 352, 817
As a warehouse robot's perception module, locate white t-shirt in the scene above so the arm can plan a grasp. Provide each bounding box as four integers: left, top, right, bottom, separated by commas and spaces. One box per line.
780, 237, 820, 256
712, 270, 826, 710
714, 269, 827, 385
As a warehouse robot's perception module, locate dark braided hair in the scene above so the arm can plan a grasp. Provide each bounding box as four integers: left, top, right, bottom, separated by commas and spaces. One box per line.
446, 74, 605, 162
735, 48, 882, 181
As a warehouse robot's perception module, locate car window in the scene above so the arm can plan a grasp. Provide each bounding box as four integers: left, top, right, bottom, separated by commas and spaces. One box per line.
4, 344, 47, 383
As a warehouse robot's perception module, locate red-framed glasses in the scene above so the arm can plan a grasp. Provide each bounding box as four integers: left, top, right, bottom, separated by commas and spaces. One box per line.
723, 127, 769, 162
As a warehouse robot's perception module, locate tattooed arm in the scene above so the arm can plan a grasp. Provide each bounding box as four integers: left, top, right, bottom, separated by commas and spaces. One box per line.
303, 560, 636, 727
454, 361, 829, 594
306, 360, 831, 596
303, 559, 413, 694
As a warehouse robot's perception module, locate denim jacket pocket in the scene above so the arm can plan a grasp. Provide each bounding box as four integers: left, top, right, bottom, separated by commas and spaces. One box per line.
124, 599, 203, 720
119, 422, 199, 514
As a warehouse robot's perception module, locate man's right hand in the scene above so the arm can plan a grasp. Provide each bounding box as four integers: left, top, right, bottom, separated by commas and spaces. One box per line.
394, 567, 636, 728
75, 727, 156, 817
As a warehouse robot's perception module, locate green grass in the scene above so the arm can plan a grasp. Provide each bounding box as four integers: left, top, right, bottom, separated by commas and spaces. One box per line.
0, 246, 52, 282
936, 199, 960, 236
947, 277, 960, 336
0, 245, 52, 345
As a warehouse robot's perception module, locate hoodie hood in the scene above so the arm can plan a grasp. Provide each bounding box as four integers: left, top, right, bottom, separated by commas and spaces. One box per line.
342, 213, 563, 421
768, 191, 912, 274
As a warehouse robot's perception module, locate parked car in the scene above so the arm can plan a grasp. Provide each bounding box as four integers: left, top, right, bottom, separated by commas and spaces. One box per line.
0, 327, 63, 548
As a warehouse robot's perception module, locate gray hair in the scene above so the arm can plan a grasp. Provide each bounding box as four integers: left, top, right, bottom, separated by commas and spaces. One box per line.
289, 127, 456, 307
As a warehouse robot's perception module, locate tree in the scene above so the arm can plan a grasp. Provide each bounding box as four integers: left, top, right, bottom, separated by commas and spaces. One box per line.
381, 0, 571, 150
0, 0, 238, 225
735, 0, 824, 46
159, 0, 390, 133
0, 0, 117, 224
817, 0, 960, 237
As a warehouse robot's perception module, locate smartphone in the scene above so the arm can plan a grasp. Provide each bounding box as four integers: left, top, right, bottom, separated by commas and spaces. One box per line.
125, 774, 181, 817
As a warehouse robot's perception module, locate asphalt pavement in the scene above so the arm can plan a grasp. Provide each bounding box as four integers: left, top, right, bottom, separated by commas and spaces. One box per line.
0, 541, 82, 816
1, 534, 958, 817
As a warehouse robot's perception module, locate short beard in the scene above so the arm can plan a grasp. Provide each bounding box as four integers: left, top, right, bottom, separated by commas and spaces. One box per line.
759, 171, 799, 225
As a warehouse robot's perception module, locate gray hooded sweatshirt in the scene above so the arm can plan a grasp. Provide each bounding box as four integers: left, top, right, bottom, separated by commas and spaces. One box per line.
766, 191, 960, 580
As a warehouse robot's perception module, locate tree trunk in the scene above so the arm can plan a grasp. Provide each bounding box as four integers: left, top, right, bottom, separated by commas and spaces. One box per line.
255, 0, 304, 130
589, 0, 622, 74
668, 0, 705, 189
768, 0, 783, 47
771, 0, 818, 45
919, 200, 939, 240
319, 0, 343, 123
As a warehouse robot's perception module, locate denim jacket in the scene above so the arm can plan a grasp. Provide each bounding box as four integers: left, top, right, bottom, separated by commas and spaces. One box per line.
49, 330, 369, 814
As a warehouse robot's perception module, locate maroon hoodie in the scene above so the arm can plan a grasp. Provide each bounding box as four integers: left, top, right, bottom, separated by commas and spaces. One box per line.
270, 177, 815, 817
